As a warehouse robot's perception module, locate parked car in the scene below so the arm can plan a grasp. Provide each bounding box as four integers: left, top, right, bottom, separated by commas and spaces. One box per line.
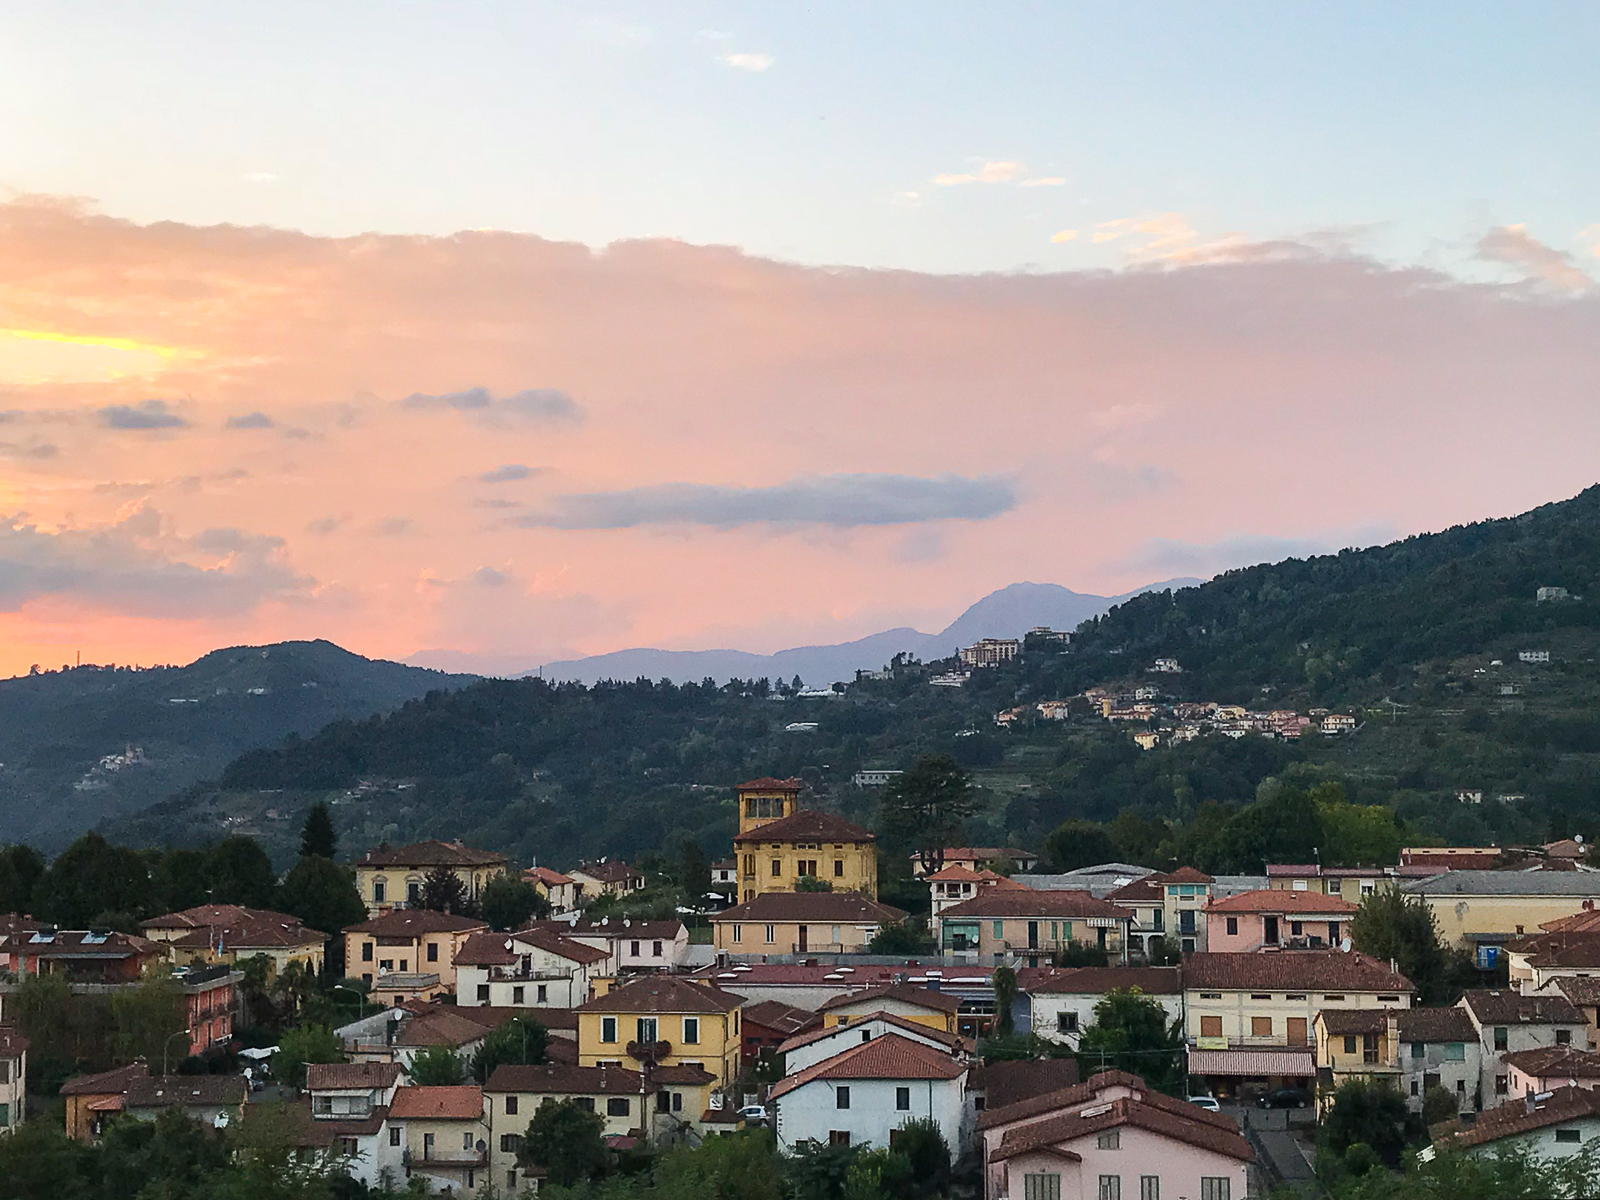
1256, 1087, 1311, 1109
738, 1104, 768, 1125
1187, 1095, 1221, 1112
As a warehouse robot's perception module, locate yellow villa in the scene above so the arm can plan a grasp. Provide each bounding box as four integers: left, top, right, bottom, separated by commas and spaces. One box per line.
575, 975, 744, 1093
731, 777, 877, 902
352, 840, 508, 916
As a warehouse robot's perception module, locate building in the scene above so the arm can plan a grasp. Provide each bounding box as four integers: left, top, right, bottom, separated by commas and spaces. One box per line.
522, 867, 579, 914
733, 808, 878, 903
0, 928, 164, 982
484, 1063, 653, 1191
1204, 889, 1357, 952
124, 1074, 247, 1128
453, 928, 613, 1009
915, 848, 1042, 878
816, 983, 963, 1035
769, 1032, 968, 1152
1404, 872, 1600, 948
977, 1069, 1252, 1200
711, 891, 905, 955
852, 770, 903, 787
1502, 1046, 1600, 1101
1459, 989, 1589, 1108
547, 917, 691, 971
1535, 976, 1600, 1046
302, 1062, 401, 1185
741, 1000, 822, 1066
569, 861, 647, 899
1107, 868, 1215, 956
1151, 658, 1182, 673
1184, 951, 1413, 1101
960, 639, 1020, 669
61, 1062, 148, 1142
140, 904, 328, 977
352, 840, 509, 916
1313, 1009, 1401, 1108
1014, 966, 1184, 1049
345, 908, 489, 995
1433, 1085, 1600, 1164
0, 1029, 25, 1133
1399, 846, 1503, 871
177, 964, 244, 1056
934, 890, 1132, 966
392, 1008, 492, 1073
966, 1059, 1080, 1119
688, 960, 990, 1014
779, 1012, 971, 1074
925, 865, 1028, 918
575, 975, 744, 1092
735, 776, 805, 831
1396, 1006, 1481, 1114
1266, 864, 1393, 903
388, 1085, 490, 1194
1519, 650, 1551, 664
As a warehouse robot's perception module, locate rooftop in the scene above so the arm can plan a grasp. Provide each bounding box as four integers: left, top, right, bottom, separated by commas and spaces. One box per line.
732, 809, 875, 845
1396, 1007, 1476, 1043
578, 975, 744, 1015
125, 1075, 246, 1109
938, 889, 1124, 920
776, 1010, 968, 1057
1460, 989, 1584, 1026
816, 982, 964, 1015
388, 1085, 484, 1120
1185, 950, 1412, 993
769, 1033, 966, 1098
712, 891, 906, 924
1501, 1045, 1600, 1079
343, 909, 489, 937
1205, 889, 1357, 915
306, 1062, 402, 1091
1442, 1085, 1600, 1149
1404, 871, 1600, 897
740, 1000, 822, 1036
354, 840, 507, 869
1016, 965, 1183, 996
484, 1063, 644, 1095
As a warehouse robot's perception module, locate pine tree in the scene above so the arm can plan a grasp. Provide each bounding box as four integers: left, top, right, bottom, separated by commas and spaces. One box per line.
300, 803, 338, 861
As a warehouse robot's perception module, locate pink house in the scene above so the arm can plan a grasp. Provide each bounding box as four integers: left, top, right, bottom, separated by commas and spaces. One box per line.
1205, 890, 1356, 952
979, 1069, 1252, 1200
1502, 1045, 1600, 1100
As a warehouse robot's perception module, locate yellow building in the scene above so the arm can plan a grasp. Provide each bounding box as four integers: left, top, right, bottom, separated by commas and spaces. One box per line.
1267, 865, 1394, 904
711, 892, 907, 955
575, 975, 744, 1093
731, 779, 877, 902
140, 905, 327, 979
387, 1085, 489, 1194
1403, 872, 1600, 946
352, 840, 508, 916
343, 908, 488, 992
816, 982, 962, 1035
1313, 1009, 1402, 1110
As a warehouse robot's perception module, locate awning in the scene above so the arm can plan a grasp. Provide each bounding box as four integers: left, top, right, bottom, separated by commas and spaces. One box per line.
1188, 1048, 1315, 1076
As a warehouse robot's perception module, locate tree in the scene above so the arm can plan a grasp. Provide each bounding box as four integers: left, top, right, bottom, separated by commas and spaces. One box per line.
277, 856, 366, 976
207, 836, 278, 909
300, 803, 338, 861
33, 832, 152, 928
420, 865, 469, 915
407, 1044, 465, 1086
111, 974, 186, 1072
992, 966, 1017, 1037
1320, 1078, 1422, 1170
878, 754, 979, 876
470, 1016, 548, 1082
1351, 888, 1462, 1005
1421, 1084, 1459, 1126
272, 1024, 344, 1090
152, 848, 212, 914
886, 1118, 951, 1198
1076, 988, 1186, 1094
519, 1098, 610, 1187
0, 843, 45, 914
481, 873, 548, 931
866, 919, 935, 955
674, 837, 711, 905
1042, 820, 1117, 872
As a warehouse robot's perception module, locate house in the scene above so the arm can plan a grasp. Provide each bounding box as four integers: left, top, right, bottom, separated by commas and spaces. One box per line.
302, 1062, 401, 1185
1403, 871, 1600, 947
140, 904, 328, 977
1399, 847, 1503, 871
1502, 1046, 1600, 1101
371, 972, 447, 1007
1320, 714, 1357, 735
1204, 889, 1357, 952
966, 1059, 1080, 1120
522, 867, 579, 914
0, 928, 164, 982
575, 975, 744, 1092
1313, 1009, 1401, 1107
1185, 951, 1413, 1101
711, 891, 906, 956
352, 840, 509, 916
569, 861, 646, 899
1433, 1084, 1600, 1164
769, 1032, 968, 1153
735, 777, 806, 832
1014, 966, 1183, 1049
1266, 864, 1392, 904
124, 1074, 247, 1129
388, 1085, 490, 1194
1458, 989, 1588, 1108
484, 1063, 650, 1191
1107, 869, 1215, 956
547, 917, 691, 971
1396, 1006, 1481, 1115
392, 1007, 492, 1073
1535, 976, 1600, 1046
176, 963, 244, 1057
852, 770, 903, 787
1506, 931, 1600, 992
732, 808, 878, 903
913, 849, 1041, 878
778, 1012, 971, 1074
0, 1029, 25, 1134
816, 983, 963, 1035
977, 1069, 1252, 1200
934, 890, 1132, 966
1519, 650, 1551, 664
710, 860, 738, 899
688, 960, 988, 1014
741, 1000, 822, 1066
344, 908, 489, 994
961, 638, 1021, 668
61, 1062, 149, 1142
454, 928, 613, 1009
925, 865, 1027, 919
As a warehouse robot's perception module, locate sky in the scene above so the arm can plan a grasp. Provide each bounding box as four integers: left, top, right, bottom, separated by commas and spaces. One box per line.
0, 3, 1597, 677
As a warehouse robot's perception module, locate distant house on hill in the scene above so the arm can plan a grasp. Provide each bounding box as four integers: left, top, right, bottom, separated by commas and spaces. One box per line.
569, 860, 646, 899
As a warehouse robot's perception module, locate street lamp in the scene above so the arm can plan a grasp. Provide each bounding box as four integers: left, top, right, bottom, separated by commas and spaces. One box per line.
163, 1028, 194, 1076
331, 982, 369, 1022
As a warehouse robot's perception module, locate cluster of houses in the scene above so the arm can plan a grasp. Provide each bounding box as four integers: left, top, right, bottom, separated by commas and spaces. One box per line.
996, 689, 1359, 749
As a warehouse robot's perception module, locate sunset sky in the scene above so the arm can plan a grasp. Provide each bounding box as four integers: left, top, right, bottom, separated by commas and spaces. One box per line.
1, 4, 1598, 677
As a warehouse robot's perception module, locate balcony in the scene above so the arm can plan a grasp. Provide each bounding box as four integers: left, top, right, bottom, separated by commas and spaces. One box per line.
402, 1147, 488, 1169
627, 1039, 672, 1063
789, 943, 848, 954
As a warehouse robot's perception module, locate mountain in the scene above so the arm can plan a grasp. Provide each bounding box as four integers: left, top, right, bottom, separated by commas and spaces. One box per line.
517, 578, 1200, 687
0, 641, 475, 850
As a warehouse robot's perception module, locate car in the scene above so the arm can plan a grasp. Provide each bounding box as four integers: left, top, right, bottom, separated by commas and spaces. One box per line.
1187, 1095, 1221, 1112
737, 1104, 768, 1123
1256, 1087, 1311, 1109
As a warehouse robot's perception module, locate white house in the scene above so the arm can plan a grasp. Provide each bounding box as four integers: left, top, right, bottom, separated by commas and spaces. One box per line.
1459, 989, 1589, 1108
545, 917, 692, 972
1434, 1085, 1600, 1165
304, 1062, 403, 1186
454, 928, 615, 1009
770, 1033, 968, 1154
1396, 1007, 1481, 1114
779, 1012, 971, 1074
1016, 966, 1183, 1050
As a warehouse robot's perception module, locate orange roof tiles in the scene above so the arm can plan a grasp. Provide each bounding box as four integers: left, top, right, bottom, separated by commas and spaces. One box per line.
769, 1033, 965, 1098
388, 1086, 483, 1120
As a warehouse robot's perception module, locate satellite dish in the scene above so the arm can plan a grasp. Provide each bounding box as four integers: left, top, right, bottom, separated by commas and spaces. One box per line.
1340, 938, 1352, 953
1579, 835, 1586, 845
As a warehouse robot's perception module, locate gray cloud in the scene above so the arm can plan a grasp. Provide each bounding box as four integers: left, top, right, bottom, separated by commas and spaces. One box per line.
401, 386, 582, 424
225, 411, 275, 430
472, 566, 512, 586
0, 442, 58, 460
368, 517, 414, 536
1119, 525, 1397, 578
479, 463, 539, 483
513, 472, 1017, 530
305, 516, 346, 535
98, 400, 188, 431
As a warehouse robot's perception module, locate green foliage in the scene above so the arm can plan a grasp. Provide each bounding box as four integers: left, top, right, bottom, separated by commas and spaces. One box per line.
110, 974, 187, 1071
795, 874, 834, 892
976, 1032, 1072, 1063
1421, 1084, 1459, 1126
0, 843, 44, 914
276, 855, 366, 975
272, 1023, 344, 1089
652, 1130, 785, 1200
1323, 1140, 1600, 1199
1052, 942, 1110, 967
14, 971, 191, 1086
877, 754, 979, 875
206, 835, 279, 909
481, 872, 550, 930
300, 802, 338, 860
521, 1098, 612, 1188
1350, 888, 1470, 1005
992, 966, 1017, 1036
407, 1043, 466, 1086
470, 1016, 549, 1082
420, 864, 471, 915
1319, 1079, 1423, 1171
1076, 988, 1186, 1095
883, 1119, 951, 1198
866, 919, 935, 955
1043, 819, 1116, 871
32, 832, 152, 927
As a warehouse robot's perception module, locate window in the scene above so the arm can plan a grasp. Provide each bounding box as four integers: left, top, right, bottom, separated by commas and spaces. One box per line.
1494, 1027, 1509, 1051
896, 1086, 910, 1111
390, 1127, 401, 1147
1324, 995, 1345, 1002
607, 1098, 630, 1117
1290, 922, 1303, 937
1496, 1075, 1508, 1095
1058, 1011, 1080, 1034
732, 925, 742, 943
1286, 994, 1306, 1001
1411, 1042, 1426, 1060
1200, 992, 1222, 1000
373, 881, 386, 903
1097, 1130, 1120, 1149
408, 881, 421, 904
1344, 1035, 1358, 1054
512, 986, 524, 1005
673, 1092, 682, 1112
1558, 1029, 1573, 1045
463, 1131, 474, 1150
1098, 1175, 1121, 1200
362, 972, 372, 985
400, 959, 409, 971
1024, 1175, 1062, 1200
772, 859, 783, 877
834, 860, 844, 877
1557, 1128, 1582, 1144
764, 925, 776, 944
1200, 1179, 1230, 1200
1410, 1080, 1419, 1096
574, 1097, 595, 1111
684, 1017, 700, 1044
427, 943, 438, 963
380, 958, 394, 972
1226, 918, 1238, 937
1250, 994, 1272, 1001
1200, 1016, 1223, 1038
1377, 995, 1399, 1003
507, 1172, 518, 1190
830, 1131, 851, 1147
1251, 1016, 1272, 1037
653, 940, 663, 957
500, 1134, 521, 1152
836, 1086, 850, 1109
631, 941, 641, 956
742, 854, 755, 879
505, 1096, 519, 1116
637, 1018, 658, 1043
477, 984, 490, 1002
362, 942, 373, 962
1140, 1178, 1159, 1200
1363, 1033, 1379, 1064
537, 985, 548, 1004
992, 920, 1006, 940
1444, 1043, 1465, 1062
601, 1017, 618, 1043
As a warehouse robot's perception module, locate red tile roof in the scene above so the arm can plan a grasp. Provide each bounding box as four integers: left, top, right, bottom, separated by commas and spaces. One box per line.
306, 1062, 402, 1091
1501, 1046, 1600, 1079
937, 889, 1125, 920
1016, 966, 1184, 996
524, 867, 574, 887
975, 1070, 1147, 1133
769, 1033, 966, 1098
741, 1000, 822, 1037
1442, 1085, 1600, 1149
170, 914, 329, 950
1184, 951, 1412, 993
343, 910, 488, 938
388, 1086, 484, 1120
485, 1063, 643, 1095
60, 1062, 149, 1096
1205, 889, 1357, 915
1461, 989, 1584, 1026
1165, 867, 1215, 883
817, 982, 963, 1016
1395, 1006, 1475, 1043
355, 840, 507, 868
142, 904, 304, 931
736, 777, 804, 792
732, 809, 875, 845
989, 1094, 1253, 1164
776, 1010, 968, 1056
969, 1059, 1081, 1110
577, 975, 744, 1015
573, 861, 642, 885
395, 1010, 492, 1048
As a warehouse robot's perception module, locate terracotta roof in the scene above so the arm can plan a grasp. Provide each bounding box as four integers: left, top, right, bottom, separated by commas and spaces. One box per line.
648, 1063, 717, 1085
524, 867, 574, 886
926, 865, 1024, 884
1461, 989, 1583, 1026
142, 904, 303, 931
1265, 864, 1320, 877
1551, 977, 1600, 1007
388, 1085, 483, 1120
741, 1000, 822, 1037
485, 1063, 643, 1095
712, 892, 906, 924
457, 928, 610, 967
1105, 875, 1166, 903
776, 1010, 968, 1056
969, 1059, 1081, 1110
442, 1005, 576, 1032
736, 777, 804, 792
937, 889, 1126, 920
453, 932, 518, 967
975, 1069, 1147, 1132
554, 918, 685, 942
1444, 1085, 1600, 1149
1317, 1009, 1388, 1035
1396, 1007, 1475, 1043
1185, 951, 1412, 993
307, 1061, 402, 1090
170, 914, 328, 950
396, 1010, 492, 1048
125, 1075, 246, 1109
343, 909, 489, 937
732, 809, 874, 845
1501, 1046, 1600, 1079
1205, 889, 1357, 915
1509, 933, 1600, 968
355, 840, 506, 869
0, 929, 163, 960
60, 1062, 149, 1096
817, 982, 962, 1015
1017, 966, 1183, 996
990, 1095, 1253, 1164
1541, 910, 1600, 935
578, 975, 744, 1015
241, 1097, 387, 1147
1166, 867, 1215, 883
769, 1033, 966, 1098
573, 861, 642, 885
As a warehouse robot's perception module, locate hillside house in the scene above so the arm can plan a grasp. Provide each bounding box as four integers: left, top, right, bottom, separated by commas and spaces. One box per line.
353, 840, 508, 916
935, 890, 1131, 967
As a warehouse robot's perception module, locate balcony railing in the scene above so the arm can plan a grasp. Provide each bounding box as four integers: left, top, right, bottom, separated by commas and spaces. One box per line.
402, 1147, 488, 1169
627, 1039, 672, 1063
